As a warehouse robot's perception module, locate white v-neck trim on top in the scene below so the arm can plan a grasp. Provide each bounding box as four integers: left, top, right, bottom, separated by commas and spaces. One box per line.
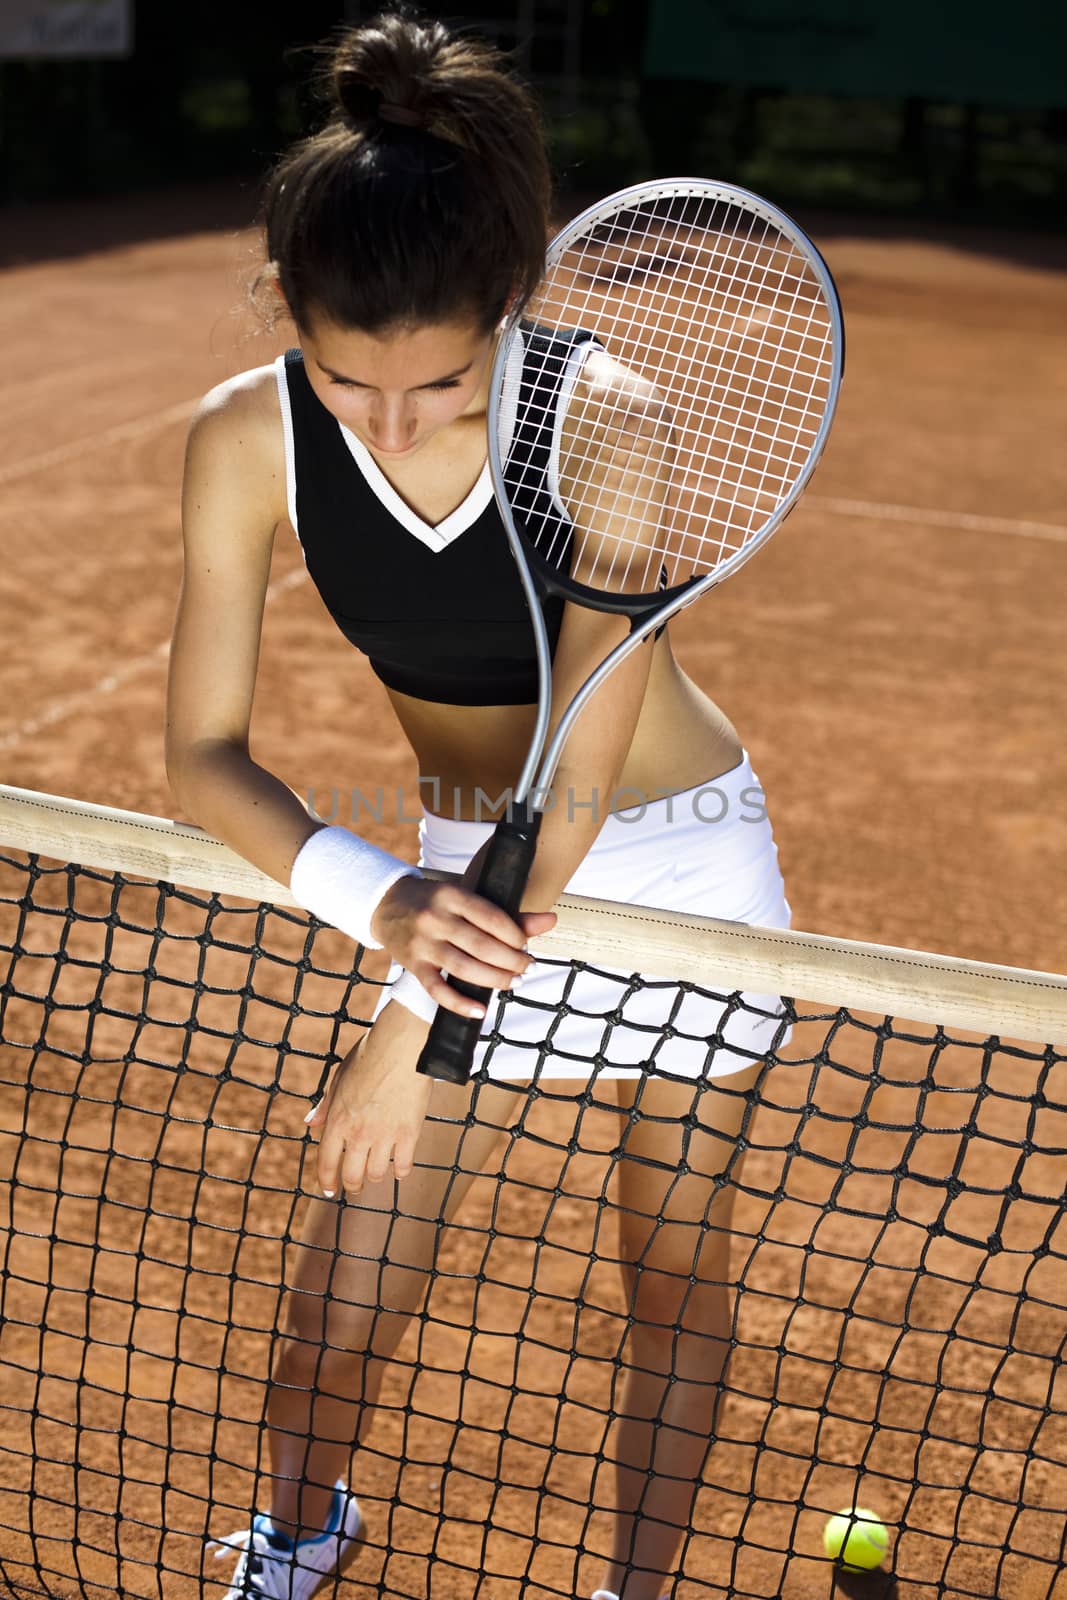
333, 336, 526, 554
276, 337, 545, 556
337, 423, 493, 552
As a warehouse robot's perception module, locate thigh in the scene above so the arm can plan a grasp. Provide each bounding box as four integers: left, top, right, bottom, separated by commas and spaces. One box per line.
286, 1075, 525, 1339
611, 1062, 763, 1280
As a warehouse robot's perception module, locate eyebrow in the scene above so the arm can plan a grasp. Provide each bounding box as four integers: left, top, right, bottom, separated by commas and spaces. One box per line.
318, 360, 474, 388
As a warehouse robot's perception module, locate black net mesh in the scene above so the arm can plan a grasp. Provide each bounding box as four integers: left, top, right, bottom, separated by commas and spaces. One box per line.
1, 847, 1065, 1600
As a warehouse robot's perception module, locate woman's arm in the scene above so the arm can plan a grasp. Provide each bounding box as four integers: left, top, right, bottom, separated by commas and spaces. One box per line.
166, 373, 552, 1009
522, 602, 655, 910
165, 376, 317, 880
521, 348, 672, 910
306, 607, 651, 1202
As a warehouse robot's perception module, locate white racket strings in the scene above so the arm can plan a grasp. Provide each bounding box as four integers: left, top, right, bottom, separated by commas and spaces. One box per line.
502, 190, 837, 598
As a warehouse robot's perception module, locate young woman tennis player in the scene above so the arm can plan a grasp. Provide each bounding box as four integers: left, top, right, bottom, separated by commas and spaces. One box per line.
166, 11, 791, 1599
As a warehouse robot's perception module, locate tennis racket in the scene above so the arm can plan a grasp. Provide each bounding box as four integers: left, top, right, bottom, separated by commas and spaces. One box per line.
416, 178, 844, 1084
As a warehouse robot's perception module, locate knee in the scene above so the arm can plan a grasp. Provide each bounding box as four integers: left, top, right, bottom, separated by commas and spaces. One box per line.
277, 1286, 413, 1380
274, 1291, 374, 1380
624, 1259, 731, 1340
273, 1327, 380, 1413
625, 1267, 687, 1334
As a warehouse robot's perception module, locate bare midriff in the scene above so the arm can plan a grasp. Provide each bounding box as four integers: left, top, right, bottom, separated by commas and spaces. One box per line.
388, 634, 743, 823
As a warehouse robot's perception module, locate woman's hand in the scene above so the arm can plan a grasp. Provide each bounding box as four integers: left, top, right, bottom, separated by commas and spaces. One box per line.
370, 848, 556, 1018
306, 1002, 435, 1197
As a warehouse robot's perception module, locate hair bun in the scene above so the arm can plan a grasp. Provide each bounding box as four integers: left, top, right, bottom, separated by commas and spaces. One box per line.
330, 10, 445, 132
263, 7, 550, 337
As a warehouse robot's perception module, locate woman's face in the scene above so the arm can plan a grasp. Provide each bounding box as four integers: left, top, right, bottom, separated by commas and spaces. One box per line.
299, 314, 496, 460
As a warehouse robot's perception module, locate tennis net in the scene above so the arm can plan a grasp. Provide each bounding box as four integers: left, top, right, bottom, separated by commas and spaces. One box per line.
1, 783, 1065, 1600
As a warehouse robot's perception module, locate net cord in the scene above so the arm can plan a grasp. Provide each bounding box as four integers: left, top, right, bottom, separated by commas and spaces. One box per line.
2, 782, 1066, 1047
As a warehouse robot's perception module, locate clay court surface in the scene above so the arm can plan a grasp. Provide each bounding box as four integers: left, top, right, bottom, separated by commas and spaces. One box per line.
0, 185, 1065, 1600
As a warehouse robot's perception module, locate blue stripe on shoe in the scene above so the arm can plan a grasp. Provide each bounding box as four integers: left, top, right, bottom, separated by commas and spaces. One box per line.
256, 1486, 345, 1552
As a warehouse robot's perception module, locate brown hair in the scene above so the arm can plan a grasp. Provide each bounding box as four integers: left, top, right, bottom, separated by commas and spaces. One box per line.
262, 7, 551, 337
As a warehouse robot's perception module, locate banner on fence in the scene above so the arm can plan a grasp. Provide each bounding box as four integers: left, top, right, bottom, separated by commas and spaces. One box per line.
644, 0, 1067, 109
0, 0, 132, 59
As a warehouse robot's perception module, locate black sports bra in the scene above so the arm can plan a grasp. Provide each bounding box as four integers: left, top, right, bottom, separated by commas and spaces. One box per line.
277, 324, 596, 706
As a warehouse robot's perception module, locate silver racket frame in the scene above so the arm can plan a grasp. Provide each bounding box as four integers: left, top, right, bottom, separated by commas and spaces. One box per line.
486, 177, 844, 810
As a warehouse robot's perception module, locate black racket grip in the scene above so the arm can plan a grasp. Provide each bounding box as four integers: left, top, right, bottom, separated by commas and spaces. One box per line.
416, 807, 542, 1085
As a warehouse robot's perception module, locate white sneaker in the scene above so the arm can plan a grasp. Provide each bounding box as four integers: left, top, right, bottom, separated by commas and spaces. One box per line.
591, 1589, 668, 1599
210, 1481, 362, 1598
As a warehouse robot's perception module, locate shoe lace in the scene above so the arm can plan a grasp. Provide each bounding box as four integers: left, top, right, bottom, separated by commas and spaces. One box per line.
207, 1526, 290, 1598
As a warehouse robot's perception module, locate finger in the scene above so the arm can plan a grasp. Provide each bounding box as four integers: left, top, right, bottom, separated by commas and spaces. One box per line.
393, 1129, 419, 1183
305, 1062, 344, 1129
434, 886, 528, 950
414, 966, 487, 1020
518, 911, 556, 937
316, 1115, 346, 1198
428, 941, 528, 994
340, 1138, 371, 1198
364, 1138, 396, 1187
431, 915, 533, 979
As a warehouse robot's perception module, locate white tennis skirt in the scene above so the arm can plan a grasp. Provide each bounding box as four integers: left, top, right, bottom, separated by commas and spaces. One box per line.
385, 751, 791, 1083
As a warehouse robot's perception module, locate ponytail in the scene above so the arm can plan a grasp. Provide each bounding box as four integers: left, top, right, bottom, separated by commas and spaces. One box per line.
261, 8, 550, 336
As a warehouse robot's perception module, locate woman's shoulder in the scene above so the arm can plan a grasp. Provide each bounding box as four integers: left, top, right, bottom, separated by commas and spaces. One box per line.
572, 347, 671, 444
191, 361, 285, 440
183, 363, 291, 534
521, 322, 666, 424
188, 366, 286, 470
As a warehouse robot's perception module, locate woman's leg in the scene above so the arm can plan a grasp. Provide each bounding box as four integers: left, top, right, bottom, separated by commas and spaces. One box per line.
598, 1061, 763, 1600
264, 1073, 523, 1541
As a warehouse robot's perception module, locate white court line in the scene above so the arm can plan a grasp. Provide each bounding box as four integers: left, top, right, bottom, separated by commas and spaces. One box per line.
806, 494, 1067, 545
0, 400, 198, 490
0, 567, 308, 755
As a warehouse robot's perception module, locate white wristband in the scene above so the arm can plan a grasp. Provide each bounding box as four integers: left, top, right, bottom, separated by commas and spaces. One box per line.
389, 967, 438, 1024
289, 825, 420, 950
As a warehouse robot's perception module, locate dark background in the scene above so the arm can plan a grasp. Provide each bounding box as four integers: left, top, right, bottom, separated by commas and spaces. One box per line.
1, 0, 1065, 227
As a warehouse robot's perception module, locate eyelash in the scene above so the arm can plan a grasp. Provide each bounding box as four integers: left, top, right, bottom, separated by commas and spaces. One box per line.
330, 378, 461, 392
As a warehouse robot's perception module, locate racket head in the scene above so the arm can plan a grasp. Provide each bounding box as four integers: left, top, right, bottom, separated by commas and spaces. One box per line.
488, 179, 844, 617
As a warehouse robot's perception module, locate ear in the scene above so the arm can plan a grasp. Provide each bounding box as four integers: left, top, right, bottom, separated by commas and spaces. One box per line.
260, 261, 291, 320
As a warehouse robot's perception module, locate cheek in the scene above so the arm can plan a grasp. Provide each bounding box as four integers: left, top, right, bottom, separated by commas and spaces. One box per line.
305, 378, 364, 427
427, 389, 474, 421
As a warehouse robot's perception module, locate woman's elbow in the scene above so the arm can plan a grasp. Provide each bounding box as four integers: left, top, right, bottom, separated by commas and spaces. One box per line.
165, 738, 198, 816
164, 734, 242, 818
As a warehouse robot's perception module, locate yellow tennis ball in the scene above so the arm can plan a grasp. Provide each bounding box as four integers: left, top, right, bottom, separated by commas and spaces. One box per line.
822, 1506, 889, 1570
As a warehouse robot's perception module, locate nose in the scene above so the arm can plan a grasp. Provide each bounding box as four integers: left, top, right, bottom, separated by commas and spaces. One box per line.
367, 395, 416, 452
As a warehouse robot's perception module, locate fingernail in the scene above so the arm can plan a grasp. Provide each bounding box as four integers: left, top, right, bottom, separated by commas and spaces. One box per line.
322, 1189, 335, 1198
303, 1106, 318, 1124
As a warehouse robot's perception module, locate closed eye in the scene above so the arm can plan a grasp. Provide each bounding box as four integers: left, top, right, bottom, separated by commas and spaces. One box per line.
329, 377, 462, 392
